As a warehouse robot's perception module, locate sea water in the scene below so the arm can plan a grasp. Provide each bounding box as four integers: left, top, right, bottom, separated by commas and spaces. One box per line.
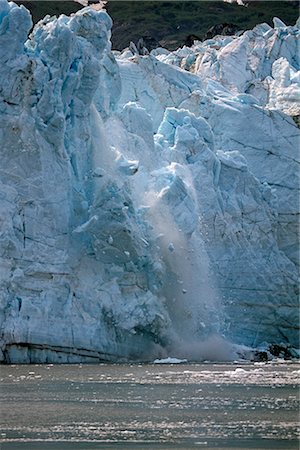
0, 362, 299, 449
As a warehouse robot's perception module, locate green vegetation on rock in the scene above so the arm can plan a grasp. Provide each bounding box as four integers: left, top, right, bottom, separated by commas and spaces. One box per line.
16, 0, 299, 50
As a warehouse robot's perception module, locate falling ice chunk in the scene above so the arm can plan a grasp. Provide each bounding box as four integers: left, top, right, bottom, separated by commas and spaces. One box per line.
124, 251, 130, 257
168, 242, 175, 252
73, 215, 98, 233
107, 235, 113, 245
141, 237, 149, 247
117, 154, 139, 175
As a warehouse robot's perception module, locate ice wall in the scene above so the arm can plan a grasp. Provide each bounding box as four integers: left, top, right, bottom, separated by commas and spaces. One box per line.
151, 19, 300, 267
0, 1, 298, 363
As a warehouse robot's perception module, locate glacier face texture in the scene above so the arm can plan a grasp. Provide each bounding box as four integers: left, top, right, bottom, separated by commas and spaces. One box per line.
0, 1, 299, 363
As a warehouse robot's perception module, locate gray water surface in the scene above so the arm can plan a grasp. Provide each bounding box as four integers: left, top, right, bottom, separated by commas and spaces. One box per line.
0, 362, 299, 449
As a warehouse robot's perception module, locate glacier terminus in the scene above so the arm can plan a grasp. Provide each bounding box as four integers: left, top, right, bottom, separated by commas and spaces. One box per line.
0, 0, 299, 363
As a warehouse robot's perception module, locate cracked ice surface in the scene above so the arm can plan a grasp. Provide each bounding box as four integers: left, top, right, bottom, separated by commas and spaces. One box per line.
0, 1, 299, 363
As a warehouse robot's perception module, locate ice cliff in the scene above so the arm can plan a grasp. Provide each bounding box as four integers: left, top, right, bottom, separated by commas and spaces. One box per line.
0, 1, 299, 363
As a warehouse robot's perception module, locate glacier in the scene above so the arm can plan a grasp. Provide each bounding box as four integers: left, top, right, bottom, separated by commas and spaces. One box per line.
0, 0, 299, 363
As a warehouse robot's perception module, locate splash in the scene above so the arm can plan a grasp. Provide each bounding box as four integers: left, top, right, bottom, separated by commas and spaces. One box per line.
144, 162, 230, 361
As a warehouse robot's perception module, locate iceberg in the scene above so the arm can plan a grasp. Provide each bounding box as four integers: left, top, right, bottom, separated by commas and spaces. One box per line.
0, 1, 299, 363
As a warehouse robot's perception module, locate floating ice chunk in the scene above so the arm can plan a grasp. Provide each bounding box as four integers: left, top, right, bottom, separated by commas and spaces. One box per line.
153, 357, 188, 364
229, 368, 248, 377
234, 367, 247, 373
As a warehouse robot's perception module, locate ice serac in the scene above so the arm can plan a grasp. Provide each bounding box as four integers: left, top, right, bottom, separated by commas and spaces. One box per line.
0, 1, 299, 363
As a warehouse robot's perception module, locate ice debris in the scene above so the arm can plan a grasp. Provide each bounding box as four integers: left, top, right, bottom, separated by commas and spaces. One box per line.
153, 357, 188, 364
